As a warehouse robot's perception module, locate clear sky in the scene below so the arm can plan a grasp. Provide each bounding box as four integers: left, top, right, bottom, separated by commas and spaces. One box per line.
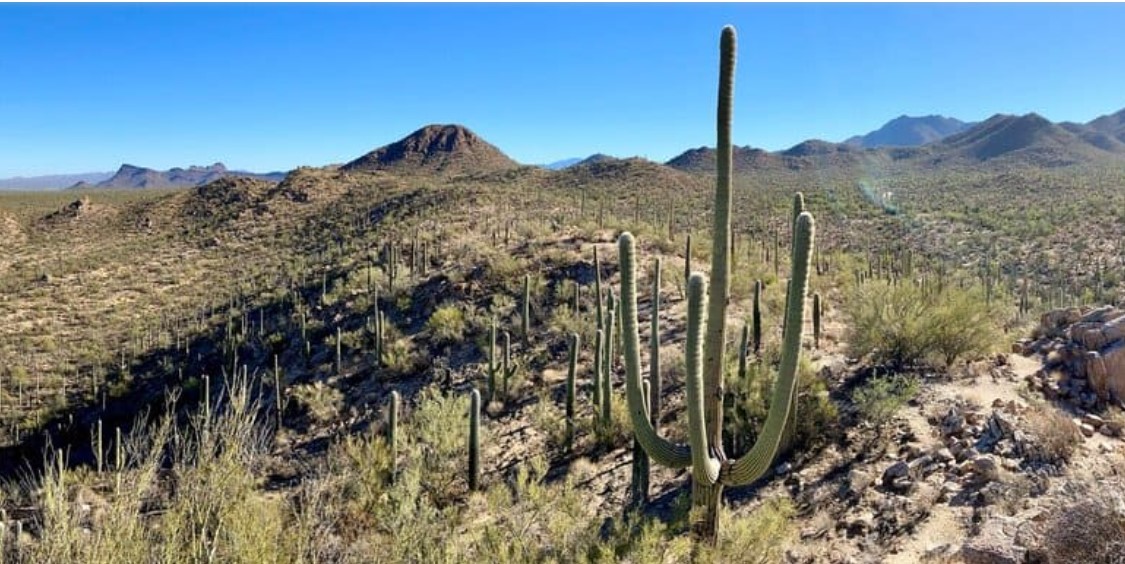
2, 3, 1125, 177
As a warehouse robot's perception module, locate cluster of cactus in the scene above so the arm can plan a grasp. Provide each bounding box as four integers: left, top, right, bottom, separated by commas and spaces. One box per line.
485, 319, 517, 404
590, 255, 618, 432
618, 25, 815, 541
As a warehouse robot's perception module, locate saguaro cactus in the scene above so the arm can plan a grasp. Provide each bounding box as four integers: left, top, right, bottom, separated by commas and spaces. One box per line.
388, 390, 399, 474
618, 25, 816, 542
469, 388, 481, 490
566, 333, 579, 450
522, 274, 531, 344
752, 279, 762, 356
813, 292, 822, 349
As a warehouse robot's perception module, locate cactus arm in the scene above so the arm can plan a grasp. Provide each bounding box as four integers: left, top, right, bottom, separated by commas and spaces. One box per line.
701, 23, 737, 452
725, 212, 814, 486
618, 232, 692, 468
686, 273, 722, 485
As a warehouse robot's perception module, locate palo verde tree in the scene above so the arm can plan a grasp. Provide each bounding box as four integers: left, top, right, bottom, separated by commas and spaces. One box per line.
618, 25, 815, 542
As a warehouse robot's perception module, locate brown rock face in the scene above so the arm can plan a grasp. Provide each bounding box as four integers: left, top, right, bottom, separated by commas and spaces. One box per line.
1030, 306, 1125, 405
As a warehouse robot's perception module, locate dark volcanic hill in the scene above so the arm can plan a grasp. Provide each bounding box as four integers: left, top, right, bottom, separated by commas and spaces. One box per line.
845, 115, 972, 148
73, 163, 286, 189
341, 124, 518, 175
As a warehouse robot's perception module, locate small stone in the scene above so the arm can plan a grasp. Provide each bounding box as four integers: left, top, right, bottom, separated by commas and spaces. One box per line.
775, 462, 793, 476
933, 447, 955, 463
1081, 413, 1105, 428
972, 455, 1001, 483
1079, 423, 1096, 437
883, 461, 910, 486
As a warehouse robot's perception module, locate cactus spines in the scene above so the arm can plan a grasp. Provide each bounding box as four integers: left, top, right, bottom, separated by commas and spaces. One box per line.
388, 390, 399, 473
566, 333, 579, 450
813, 292, 822, 349
469, 388, 481, 491
618, 26, 817, 542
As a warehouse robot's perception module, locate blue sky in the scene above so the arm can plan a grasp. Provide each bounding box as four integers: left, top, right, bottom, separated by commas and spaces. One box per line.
2, 3, 1124, 177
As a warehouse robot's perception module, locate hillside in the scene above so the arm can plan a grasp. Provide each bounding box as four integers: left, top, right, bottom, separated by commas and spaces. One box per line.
932, 112, 1123, 166
341, 124, 519, 175
844, 115, 972, 148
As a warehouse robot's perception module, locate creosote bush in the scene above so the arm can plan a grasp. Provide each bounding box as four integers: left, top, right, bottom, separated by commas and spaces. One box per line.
426, 302, 468, 346
846, 279, 1005, 367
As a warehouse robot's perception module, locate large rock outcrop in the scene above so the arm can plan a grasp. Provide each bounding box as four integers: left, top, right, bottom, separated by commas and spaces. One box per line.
1020, 306, 1125, 408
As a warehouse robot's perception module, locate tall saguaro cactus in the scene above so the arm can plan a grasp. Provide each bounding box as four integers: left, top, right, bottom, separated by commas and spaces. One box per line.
618, 25, 816, 542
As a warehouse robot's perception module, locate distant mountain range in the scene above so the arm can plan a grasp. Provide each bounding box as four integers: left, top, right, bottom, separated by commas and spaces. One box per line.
844, 115, 974, 148
0, 172, 113, 191
665, 108, 1125, 173
68, 163, 286, 190
6, 108, 1125, 190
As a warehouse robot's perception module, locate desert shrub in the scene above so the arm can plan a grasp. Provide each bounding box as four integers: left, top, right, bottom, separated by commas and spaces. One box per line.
592, 391, 633, 450
846, 279, 1004, 367
328, 431, 395, 516
725, 349, 839, 457
290, 382, 343, 425
426, 303, 467, 346
529, 390, 568, 450
851, 373, 920, 427
407, 386, 474, 501
381, 337, 427, 378
1038, 496, 1125, 563
461, 455, 602, 563
1020, 405, 1082, 466
693, 497, 795, 563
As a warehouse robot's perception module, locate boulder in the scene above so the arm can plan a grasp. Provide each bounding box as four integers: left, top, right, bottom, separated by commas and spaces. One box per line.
961, 516, 1028, 564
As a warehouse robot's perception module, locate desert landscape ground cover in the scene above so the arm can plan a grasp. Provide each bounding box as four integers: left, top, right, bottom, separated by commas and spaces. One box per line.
0, 25, 1124, 564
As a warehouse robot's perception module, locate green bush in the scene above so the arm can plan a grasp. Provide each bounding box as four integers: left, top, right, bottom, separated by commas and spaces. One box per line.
724, 349, 838, 457
426, 303, 467, 346
845, 279, 1004, 367
851, 373, 919, 427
